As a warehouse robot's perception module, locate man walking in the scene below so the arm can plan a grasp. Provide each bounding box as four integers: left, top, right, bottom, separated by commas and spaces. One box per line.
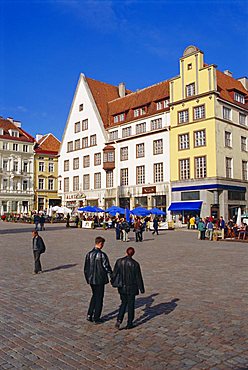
152, 217, 159, 235
32, 230, 46, 274
84, 236, 112, 324
111, 247, 145, 330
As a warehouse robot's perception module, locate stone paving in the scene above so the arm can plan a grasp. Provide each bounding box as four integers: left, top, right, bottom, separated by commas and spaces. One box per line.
0, 221, 247, 370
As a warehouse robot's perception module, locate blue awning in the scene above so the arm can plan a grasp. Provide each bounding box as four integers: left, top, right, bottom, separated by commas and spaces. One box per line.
168, 201, 203, 211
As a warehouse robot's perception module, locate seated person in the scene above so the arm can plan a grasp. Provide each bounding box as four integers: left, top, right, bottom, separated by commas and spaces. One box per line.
238, 223, 248, 240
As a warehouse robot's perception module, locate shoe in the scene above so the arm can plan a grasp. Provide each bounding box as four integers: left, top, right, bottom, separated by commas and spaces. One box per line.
126, 323, 135, 329
94, 318, 105, 324
115, 321, 121, 330
86, 315, 93, 322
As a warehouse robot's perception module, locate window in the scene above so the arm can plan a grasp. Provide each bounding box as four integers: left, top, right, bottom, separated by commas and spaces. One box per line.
79, 103, 84, 111
242, 161, 248, 180
59, 180, 62, 191
83, 174, 90, 190
226, 157, 233, 178
48, 162, 54, 173
13, 143, 18, 151
122, 126, 131, 138
120, 147, 128, 161
194, 130, 206, 147
134, 107, 146, 117
3, 160, 8, 170
103, 151, 114, 162
75, 139, 80, 150
113, 113, 125, 123
136, 165, 145, 185
109, 130, 118, 141
82, 119, 88, 131
67, 141, 73, 152
3, 142, 8, 150
151, 118, 162, 130
195, 156, 207, 178
136, 122, 146, 134
228, 190, 245, 201
23, 180, 28, 191
178, 110, 189, 124
94, 173, 101, 189
73, 176, 79, 191
82, 137, 88, 148
83, 155, 90, 168
11, 131, 19, 137
74, 121, 80, 133
120, 168, 128, 186
154, 163, 163, 183
225, 131, 232, 147
38, 178, 44, 190
153, 139, 163, 155
94, 153, 101, 166
48, 178, 54, 190
136, 143, 145, 158
64, 177, 69, 192
239, 113, 247, 126
179, 159, 190, 180
179, 133, 190, 150
64, 160, 69, 171
241, 136, 247, 152
156, 99, 169, 110
90, 134, 97, 146
186, 83, 195, 97
13, 181, 18, 191
187, 63, 192, 70
73, 157, 79, 170
39, 162, 44, 172
181, 191, 200, 201
23, 162, 28, 172
13, 161, 18, 172
106, 171, 113, 188
23, 145, 28, 152
194, 105, 205, 120
234, 92, 245, 104
223, 107, 231, 120
3, 178, 8, 190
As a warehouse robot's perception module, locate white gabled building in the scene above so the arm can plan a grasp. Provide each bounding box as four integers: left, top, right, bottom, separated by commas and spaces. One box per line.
58, 74, 171, 212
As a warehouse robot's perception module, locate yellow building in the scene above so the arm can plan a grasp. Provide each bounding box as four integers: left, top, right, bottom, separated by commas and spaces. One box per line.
169, 45, 248, 221
34, 133, 61, 211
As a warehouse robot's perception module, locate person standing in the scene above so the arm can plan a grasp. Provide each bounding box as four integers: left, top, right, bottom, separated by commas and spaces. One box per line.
206, 219, 214, 240
134, 217, 142, 242
40, 214, 45, 231
33, 213, 40, 231
152, 217, 159, 235
219, 216, 226, 239
84, 236, 112, 324
198, 218, 206, 240
32, 230, 46, 274
121, 218, 130, 242
75, 215, 80, 228
111, 247, 145, 329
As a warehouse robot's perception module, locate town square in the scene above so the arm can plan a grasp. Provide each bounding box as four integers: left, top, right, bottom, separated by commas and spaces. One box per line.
0, 222, 247, 369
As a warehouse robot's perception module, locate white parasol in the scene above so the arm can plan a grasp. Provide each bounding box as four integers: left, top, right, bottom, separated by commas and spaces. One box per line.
237, 207, 242, 227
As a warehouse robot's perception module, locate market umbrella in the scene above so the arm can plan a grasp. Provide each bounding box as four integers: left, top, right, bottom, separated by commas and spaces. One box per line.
125, 208, 131, 223
17, 203, 20, 214
131, 207, 150, 217
105, 206, 125, 215
0, 205, 4, 216
149, 207, 166, 216
78, 206, 104, 213
237, 207, 242, 227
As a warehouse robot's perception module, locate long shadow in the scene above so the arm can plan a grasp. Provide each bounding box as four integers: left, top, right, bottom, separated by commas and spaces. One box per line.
134, 298, 179, 326
0, 226, 66, 235
101, 293, 159, 322
43, 264, 78, 273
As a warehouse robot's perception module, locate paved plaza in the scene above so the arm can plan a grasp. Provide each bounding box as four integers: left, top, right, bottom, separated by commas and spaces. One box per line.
0, 222, 247, 370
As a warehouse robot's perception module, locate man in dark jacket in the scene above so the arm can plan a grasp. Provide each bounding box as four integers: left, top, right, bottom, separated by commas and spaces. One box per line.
111, 247, 145, 329
152, 217, 159, 235
32, 230, 46, 274
84, 236, 112, 324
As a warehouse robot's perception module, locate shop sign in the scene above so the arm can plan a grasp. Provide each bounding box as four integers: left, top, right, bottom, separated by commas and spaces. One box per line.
142, 186, 156, 194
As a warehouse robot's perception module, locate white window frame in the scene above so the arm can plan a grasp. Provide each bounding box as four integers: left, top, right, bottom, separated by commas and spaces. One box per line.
194, 130, 206, 147
120, 168, 128, 186
195, 156, 207, 179
179, 133, 190, 150
194, 105, 205, 120
223, 106, 231, 121
179, 159, 190, 180
186, 83, 195, 97
224, 131, 232, 147
154, 163, 163, 183
226, 157, 233, 178
178, 110, 189, 124
136, 165, 145, 185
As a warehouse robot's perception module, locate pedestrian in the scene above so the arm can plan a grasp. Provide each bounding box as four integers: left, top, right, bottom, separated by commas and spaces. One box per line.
84, 236, 112, 324
32, 230, 46, 274
75, 215, 80, 228
206, 219, 214, 240
152, 217, 159, 235
218, 216, 226, 239
111, 247, 145, 330
134, 217, 142, 242
121, 218, 130, 242
33, 213, 40, 231
66, 213, 70, 227
198, 218, 206, 240
40, 214, 45, 231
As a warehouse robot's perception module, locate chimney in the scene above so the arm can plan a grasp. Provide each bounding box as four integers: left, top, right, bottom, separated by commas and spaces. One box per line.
224, 70, 232, 77
13, 120, 21, 128
118, 82, 126, 98
237, 77, 248, 90
36, 134, 43, 142
7, 117, 14, 123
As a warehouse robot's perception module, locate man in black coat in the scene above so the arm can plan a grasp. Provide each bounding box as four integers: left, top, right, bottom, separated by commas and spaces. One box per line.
84, 236, 112, 324
111, 247, 145, 329
32, 230, 46, 274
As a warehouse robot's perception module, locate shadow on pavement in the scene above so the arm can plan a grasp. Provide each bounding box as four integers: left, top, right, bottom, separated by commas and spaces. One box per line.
0, 226, 65, 235
102, 293, 159, 322
43, 264, 78, 273
134, 298, 179, 326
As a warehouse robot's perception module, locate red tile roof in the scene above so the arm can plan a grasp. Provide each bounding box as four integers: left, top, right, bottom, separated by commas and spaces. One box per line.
35, 133, 60, 155
216, 70, 248, 109
0, 118, 35, 142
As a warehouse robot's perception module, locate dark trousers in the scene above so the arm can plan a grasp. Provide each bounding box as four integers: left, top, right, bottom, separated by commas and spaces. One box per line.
88, 284, 105, 320
135, 231, 143, 242
200, 230, 205, 240
35, 222, 39, 231
33, 251, 42, 273
117, 293, 135, 325
152, 227, 159, 235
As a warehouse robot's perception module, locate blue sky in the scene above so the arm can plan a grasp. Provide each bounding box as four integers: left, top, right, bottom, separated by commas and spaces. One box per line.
0, 0, 247, 140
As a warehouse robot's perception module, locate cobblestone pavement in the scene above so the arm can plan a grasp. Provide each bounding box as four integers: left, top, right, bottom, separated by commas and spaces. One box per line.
0, 222, 247, 370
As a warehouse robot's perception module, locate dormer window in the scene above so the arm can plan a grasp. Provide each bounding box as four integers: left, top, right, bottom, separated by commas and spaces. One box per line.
113, 113, 125, 124
234, 92, 245, 104
186, 83, 195, 97
156, 99, 169, 110
9, 129, 19, 137
134, 107, 146, 118
0, 128, 3, 135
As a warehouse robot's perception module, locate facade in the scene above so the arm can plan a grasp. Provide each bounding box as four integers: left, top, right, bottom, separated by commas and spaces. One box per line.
0, 117, 35, 213
34, 133, 61, 211
58, 45, 248, 220
169, 45, 248, 221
